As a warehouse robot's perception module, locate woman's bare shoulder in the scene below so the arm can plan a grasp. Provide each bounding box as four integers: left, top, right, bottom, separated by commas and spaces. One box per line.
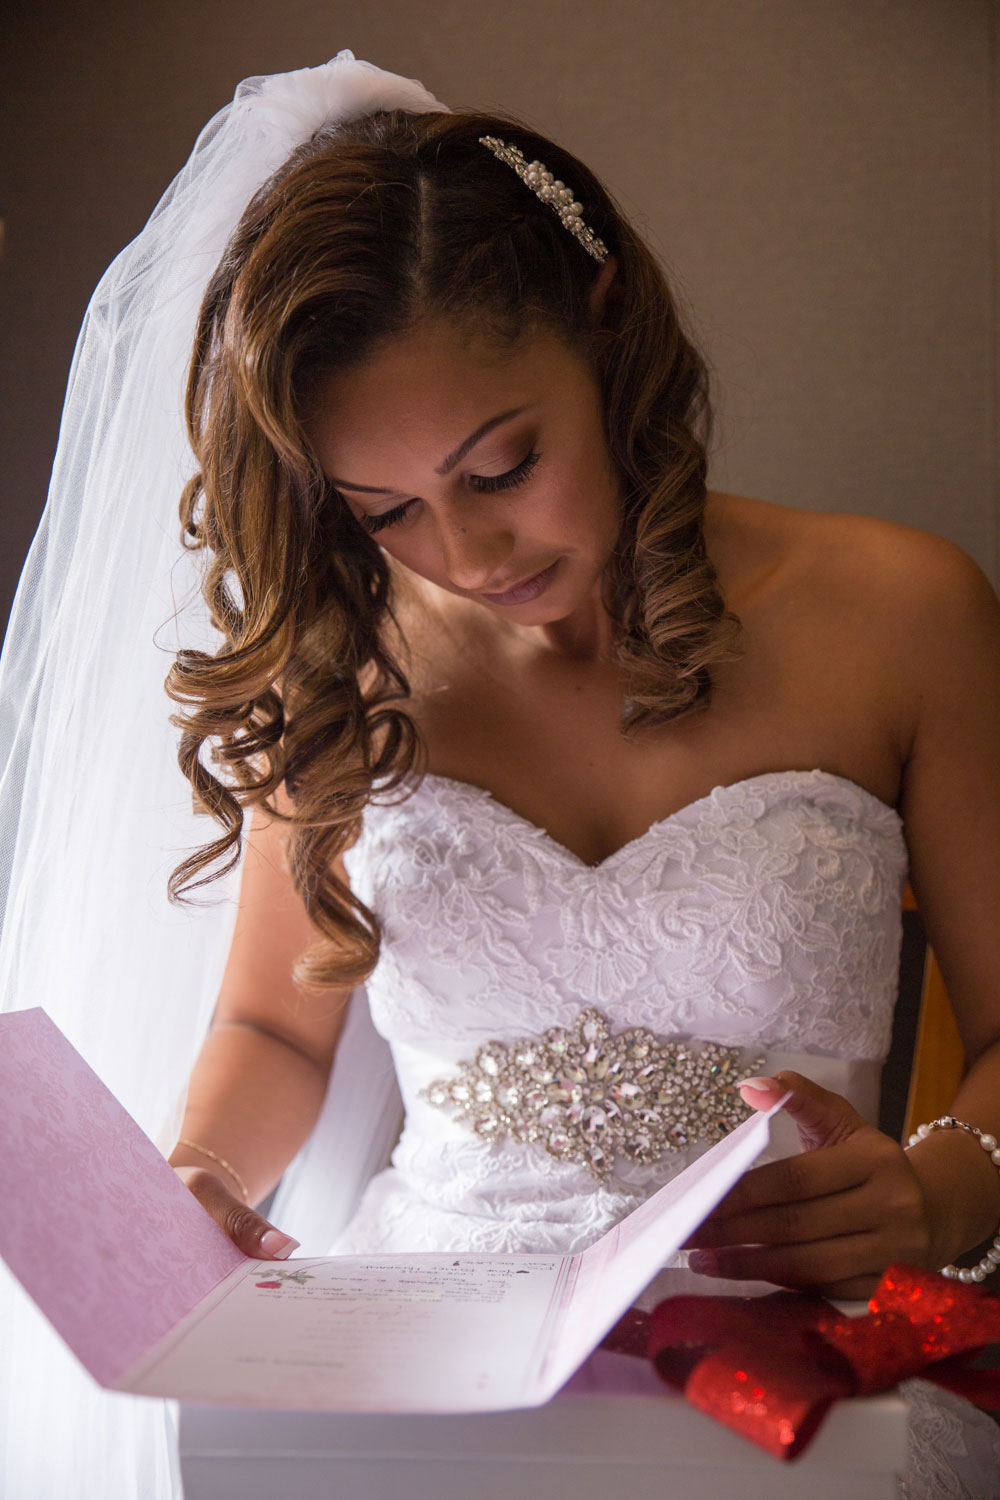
711, 490, 986, 606
789, 503, 993, 638
713, 491, 996, 760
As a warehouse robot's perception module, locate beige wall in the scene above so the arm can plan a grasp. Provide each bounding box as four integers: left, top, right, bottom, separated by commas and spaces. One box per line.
2, 0, 997, 634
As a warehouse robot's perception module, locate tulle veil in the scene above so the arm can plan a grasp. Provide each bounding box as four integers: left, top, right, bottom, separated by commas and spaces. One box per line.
0, 52, 442, 1499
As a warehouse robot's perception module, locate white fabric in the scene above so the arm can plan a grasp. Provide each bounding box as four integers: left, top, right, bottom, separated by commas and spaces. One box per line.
0, 51, 447, 1500
2, 37, 997, 1493
332, 767, 907, 1256
328, 766, 1000, 1498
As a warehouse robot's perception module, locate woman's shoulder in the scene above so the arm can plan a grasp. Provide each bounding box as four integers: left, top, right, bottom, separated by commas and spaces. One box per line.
712, 491, 996, 772
711, 490, 988, 615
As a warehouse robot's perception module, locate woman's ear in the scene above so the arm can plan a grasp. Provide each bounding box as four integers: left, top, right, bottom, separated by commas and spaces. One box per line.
587, 254, 619, 324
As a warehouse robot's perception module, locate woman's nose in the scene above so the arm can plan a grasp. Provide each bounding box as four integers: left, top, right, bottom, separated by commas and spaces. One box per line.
438, 514, 515, 592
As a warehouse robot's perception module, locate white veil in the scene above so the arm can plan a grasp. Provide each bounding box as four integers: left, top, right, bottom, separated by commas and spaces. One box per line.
0, 52, 446, 1500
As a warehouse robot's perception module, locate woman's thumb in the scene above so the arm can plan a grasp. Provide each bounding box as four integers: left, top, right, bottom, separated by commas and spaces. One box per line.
738, 1070, 868, 1152
173, 1164, 300, 1259
255, 1226, 300, 1259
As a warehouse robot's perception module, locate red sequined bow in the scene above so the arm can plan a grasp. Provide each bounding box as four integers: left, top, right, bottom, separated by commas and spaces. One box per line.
601, 1265, 1000, 1460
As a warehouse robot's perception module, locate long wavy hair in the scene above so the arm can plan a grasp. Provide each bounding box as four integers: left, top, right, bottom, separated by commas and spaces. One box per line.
165, 106, 744, 992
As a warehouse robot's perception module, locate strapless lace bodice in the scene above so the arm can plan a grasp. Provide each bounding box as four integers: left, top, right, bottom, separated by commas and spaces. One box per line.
332, 768, 1000, 1500
333, 768, 909, 1257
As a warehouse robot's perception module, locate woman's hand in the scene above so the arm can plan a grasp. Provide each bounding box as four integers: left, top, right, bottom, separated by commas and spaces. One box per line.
682, 1072, 938, 1299
172, 1164, 301, 1260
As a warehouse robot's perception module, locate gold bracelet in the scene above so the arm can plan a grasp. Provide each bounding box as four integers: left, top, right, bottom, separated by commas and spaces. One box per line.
175, 1137, 250, 1204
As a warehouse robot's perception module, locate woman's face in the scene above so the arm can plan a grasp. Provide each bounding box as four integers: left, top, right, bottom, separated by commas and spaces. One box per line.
305, 318, 623, 626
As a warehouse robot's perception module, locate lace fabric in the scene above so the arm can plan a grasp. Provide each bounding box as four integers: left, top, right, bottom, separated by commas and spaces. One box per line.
898, 1380, 1000, 1500
331, 764, 1000, 1497
333, 767, 907, 1255
347, 767, 907, 1056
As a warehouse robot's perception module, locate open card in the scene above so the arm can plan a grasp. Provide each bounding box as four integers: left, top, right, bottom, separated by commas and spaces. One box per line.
0, 1006, 782, 1413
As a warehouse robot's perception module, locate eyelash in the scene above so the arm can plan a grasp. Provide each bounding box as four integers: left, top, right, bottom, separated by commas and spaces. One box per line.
357, 450, 542, 536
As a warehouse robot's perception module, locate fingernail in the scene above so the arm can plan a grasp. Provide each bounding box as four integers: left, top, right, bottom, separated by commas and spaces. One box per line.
739, 1076, 780, 1093
688, 1251, 717, 1274
260, 1229, 300, 1259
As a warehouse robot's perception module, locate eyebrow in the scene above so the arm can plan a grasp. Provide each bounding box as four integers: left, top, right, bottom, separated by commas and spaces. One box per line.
330, 407, 529, 494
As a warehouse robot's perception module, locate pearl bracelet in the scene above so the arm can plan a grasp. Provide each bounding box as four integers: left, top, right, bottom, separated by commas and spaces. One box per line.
905, 1116, 1000, 1283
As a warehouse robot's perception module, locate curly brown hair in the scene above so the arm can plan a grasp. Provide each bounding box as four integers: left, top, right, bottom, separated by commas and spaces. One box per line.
165, 106, 744, 993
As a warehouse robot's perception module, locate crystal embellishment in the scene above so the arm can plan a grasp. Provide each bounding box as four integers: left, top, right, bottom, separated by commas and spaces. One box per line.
422, 1008, 765, 1182
478, 136, 609, 263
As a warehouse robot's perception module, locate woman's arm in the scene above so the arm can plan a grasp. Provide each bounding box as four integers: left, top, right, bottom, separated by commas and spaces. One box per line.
686, 528, 1000, 1296
169, 784, 355, 1255
889, 532, 1000, 1261
168, 1025, 336, 1211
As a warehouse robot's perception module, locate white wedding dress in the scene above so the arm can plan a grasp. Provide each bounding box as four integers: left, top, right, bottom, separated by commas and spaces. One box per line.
328, 766, 1000, 1499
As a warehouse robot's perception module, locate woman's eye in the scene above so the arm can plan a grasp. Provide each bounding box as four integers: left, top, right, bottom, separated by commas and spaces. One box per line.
358, 499, 415, 536
470, 450, 541, 493
354, 450, 541, 536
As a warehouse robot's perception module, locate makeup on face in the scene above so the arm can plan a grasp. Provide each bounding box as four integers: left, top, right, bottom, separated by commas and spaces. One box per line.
307, 321, 622, 623
341, 446, 544, 537
478, 559, 561, 606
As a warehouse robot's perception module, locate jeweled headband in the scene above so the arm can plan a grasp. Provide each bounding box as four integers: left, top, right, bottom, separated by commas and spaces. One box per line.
478, 135, 609, 264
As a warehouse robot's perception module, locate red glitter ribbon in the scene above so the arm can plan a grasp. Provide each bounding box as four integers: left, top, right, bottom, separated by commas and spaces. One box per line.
601, 1265, 1000, 1460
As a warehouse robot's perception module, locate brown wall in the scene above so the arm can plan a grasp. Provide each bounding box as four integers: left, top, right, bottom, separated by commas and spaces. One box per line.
2, 0, 997, 635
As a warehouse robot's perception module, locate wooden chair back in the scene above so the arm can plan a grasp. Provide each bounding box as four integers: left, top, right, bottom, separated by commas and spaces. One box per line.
900, 882, 965, 1141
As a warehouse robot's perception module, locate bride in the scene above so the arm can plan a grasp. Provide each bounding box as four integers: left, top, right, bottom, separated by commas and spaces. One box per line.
2, 52, 998, 1500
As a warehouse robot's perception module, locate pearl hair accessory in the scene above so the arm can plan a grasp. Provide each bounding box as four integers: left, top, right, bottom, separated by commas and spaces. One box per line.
905, 1115, 1000, 1282
478, 135, 609, 263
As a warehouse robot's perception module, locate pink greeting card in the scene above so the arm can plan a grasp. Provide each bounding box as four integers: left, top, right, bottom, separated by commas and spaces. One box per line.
1, 1005, 781, 1413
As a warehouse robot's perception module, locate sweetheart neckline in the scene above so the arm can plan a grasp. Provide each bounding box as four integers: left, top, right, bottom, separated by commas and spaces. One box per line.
410, 767, 904, 872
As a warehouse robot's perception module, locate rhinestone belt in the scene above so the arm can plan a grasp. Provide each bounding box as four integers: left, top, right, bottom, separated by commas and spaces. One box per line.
422, 1008, 765, 1182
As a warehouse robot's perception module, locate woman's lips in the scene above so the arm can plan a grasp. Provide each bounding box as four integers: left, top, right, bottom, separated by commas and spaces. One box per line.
479, 560, 560, 606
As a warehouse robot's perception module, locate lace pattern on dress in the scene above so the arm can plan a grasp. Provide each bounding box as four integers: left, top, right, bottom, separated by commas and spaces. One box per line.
335, 769, 909, 1258
345, 768, 908, 1060
333, 769, 1000, 1495
898, 1379, 1000, 1500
